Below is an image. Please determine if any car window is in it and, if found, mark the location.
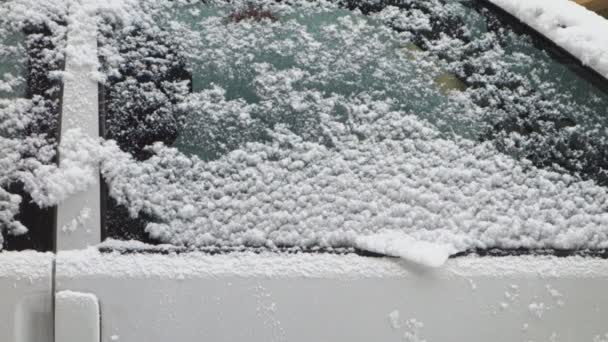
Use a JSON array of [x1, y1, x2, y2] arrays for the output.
[[93, 0, 608, 256], [0, 1, 66, 251]]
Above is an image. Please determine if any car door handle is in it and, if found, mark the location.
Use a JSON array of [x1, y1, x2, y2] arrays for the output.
[[55, 291, 100, 342]]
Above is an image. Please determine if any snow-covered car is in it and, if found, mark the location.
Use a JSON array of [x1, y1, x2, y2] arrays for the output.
[[2, 0, 608, 341]]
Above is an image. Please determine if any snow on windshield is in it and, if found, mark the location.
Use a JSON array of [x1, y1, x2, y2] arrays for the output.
[[0, 0, 66, 249]]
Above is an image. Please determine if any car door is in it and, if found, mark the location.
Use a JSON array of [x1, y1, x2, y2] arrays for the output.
[[0, 251, 53, 342], [48, 0, 608, 341]]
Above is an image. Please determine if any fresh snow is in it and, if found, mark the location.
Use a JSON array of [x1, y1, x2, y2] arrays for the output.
[[97, 123, 608, 264], [3, 0, 608, 267], [488, 0, 608, 79], [388, 310, 401, 329], [55, 247, 608, 279], [356, 232, 456, 267], [60, 207, 91, 233], [0, 251, 53, 280], [55, 289, 98, 305]]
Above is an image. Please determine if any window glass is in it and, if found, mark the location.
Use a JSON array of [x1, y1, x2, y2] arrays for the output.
[[0, 1, 66, 251], [98, 0, 608, 255], [0, 31, 26, 98]]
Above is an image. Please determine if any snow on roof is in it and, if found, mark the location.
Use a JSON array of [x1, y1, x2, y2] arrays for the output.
[[488, 0, 608, 79]]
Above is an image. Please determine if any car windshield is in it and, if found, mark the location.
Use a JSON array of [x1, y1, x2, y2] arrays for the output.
[[18, 0, 608, 257]]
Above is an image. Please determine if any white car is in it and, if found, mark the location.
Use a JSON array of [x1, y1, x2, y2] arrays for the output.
[[1, 0, 608, 341]]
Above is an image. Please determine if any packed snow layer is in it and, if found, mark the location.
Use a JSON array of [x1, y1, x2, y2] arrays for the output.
[[488, 0, 608, 79], [0, 251, 53, 280], [356, 232, 456, 267], [55, 289, 98, 305], [56, 248, 608, 279], [99, 123, 608, 263]]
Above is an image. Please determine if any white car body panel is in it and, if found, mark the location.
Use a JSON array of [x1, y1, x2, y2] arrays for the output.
[[55, 0, 101, 251], [0, 252, 53, 342], [54, 250, 608, 342]]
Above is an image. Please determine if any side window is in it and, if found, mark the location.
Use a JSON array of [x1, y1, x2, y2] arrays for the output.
[[1, 7, 66, 252], [98, 18, 192, 245], [94, 0, 608, 260]]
